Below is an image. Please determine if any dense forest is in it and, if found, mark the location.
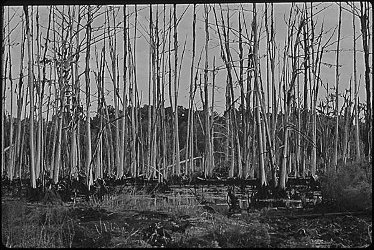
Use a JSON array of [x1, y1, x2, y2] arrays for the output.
[[1, 3, 372, 190]]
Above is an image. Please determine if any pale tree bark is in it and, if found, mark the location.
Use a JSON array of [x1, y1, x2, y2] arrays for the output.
[[75, 6, 82, 175], [252, 3, 266, 186], [279, 7, 302, 189], [107, 7, 121, 179], [14, 14, 26, 179], [161, 4, 167, 179], [7, 7, 14, 181], [40, 6, 52, 186], [85, 5, 93, 188], [53, 6, 67, 185], [128, 27, 137, 177], [24, 6, 36, 188], [147, 4, 153, 178], [203, 4, 211, 178], [311, 5, 327, 177]]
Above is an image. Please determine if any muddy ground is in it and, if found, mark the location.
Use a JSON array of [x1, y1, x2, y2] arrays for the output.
[[1, 188, 372, 248]]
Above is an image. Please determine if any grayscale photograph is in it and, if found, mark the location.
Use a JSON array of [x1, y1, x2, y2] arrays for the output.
[[1, 2, 372, 248]]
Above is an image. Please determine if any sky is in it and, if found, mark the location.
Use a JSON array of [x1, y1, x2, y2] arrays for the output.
[[2, 2, 372, 119]]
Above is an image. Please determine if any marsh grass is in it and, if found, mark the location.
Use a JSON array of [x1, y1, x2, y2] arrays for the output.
[[2, 200, 75, 248]]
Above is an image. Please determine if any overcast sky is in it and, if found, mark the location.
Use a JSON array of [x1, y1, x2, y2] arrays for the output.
[[2, 3, 372, 118]]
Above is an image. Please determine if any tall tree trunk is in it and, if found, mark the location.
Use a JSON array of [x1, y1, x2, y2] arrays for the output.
[[1, 6, 6, 178], [7, 7, 14, 180], [333, 3, 342, 171], [173, 4, 181, 176], [186, 4, 196, 176], [252, 3, 266, 186], [359, 1, 372, 158], [24, 6, 36, 188], [352, 3, 360, 161], [203, 4, 210, 178], [120, 4, 128, 178], [85, 5, 93, 189]]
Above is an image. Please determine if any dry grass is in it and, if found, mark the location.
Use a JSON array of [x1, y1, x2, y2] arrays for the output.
[[2, 200, 75, 248]]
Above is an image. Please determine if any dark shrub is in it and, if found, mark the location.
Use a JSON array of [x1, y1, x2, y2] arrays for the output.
[[320, 159, 372, 211]]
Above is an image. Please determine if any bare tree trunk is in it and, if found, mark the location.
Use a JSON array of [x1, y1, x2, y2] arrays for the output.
[[128, 28, 137, 177], [106, 7, 121, 179], [352, 3, 360, 161], [14, 15, 26, 179], [333, 3, 342, 171], [24, 6, 36, 188], [211, 56, 216, 177], [252, 4, 266, 186], [71, 6, 80, 180], [85, 5, 93, 188], [35, 7, 42, 181], [280, 6, 302, 189], [120, 4, 128, 178], [359, 1, 372, 158], [147, 5, 153, 178], [1, 6, 6, 178], [173, 4, 181, 176], [203, 4, 210, 178], [133, 5, 139, 177], [186, 4, 196, 176], [7, 7, 14, 180]]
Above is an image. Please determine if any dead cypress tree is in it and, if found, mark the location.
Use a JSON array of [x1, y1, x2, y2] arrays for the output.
[[107, 7, 121, 179], [252, 3, 267, 186], [120, 4, 128, 178], [238, 10, 245, 179], [359, 1, 371, 158], [173, 4, 181, 176], [1, 6, 4, 177], [14, 12, 26, 179], [352, 3, 360, 161], [301, 3, 309, 178], [333, 3, 342, 171], [147, 4, 153, 178], [210, 55, 215, 177], [128, 18, 137, 177], [161, 4, 167, 179], [203, 4, 210, 178], [85, 5, 93, 188], [7, 7, 15, 180], [133, 5, 140, 177], [151, 5, 157, 179], [24, 5, 36, 188], [186, 4, 196, 176], [279, 7, 303, 190]]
